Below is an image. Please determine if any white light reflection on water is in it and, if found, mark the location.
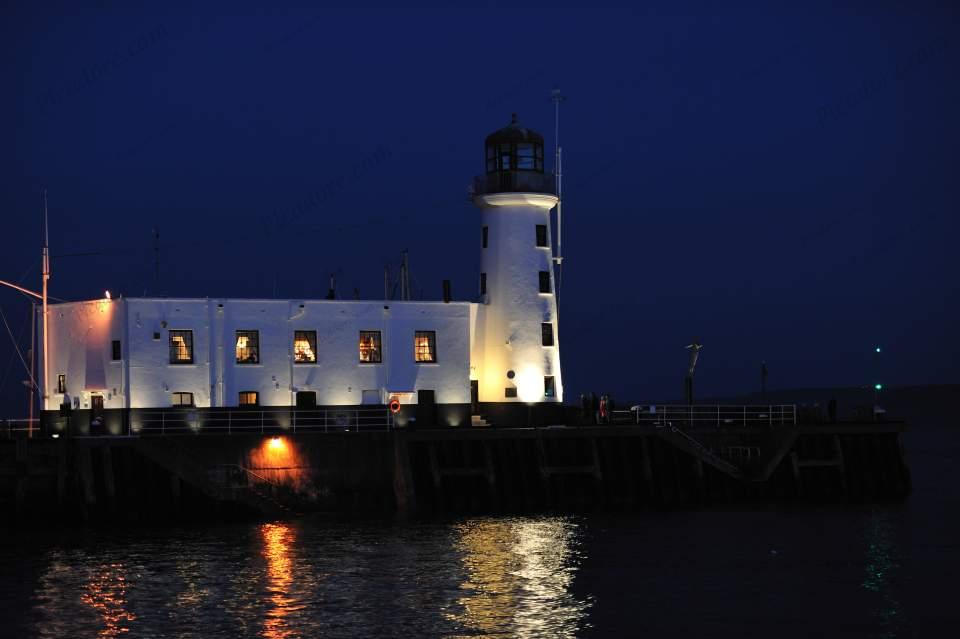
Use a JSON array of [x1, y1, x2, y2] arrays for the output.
[[447, 517, 591, 637]]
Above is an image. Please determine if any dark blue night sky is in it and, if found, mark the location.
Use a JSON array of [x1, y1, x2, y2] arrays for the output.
[[1, 2, 957, 414]]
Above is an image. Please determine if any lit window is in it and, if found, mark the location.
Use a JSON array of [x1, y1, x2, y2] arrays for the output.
[[482, 226, 488, 249], [359, 330, 382, 363], [57, 374, 66, 394], [111, 340, 122, 361], [505, 387, 518, 398], [480, 272, 487, 295], [171, 392, 194, 407], [536, 224, 548, 247], [169, 330, 194, 364], [294, 330, 317, 364], [541, 323, 554, 346], [239, 391, 258, 406], [544, 376, 556, 398], [235, 330, 260, 364], [538, 271, 551, 294], [414, 331, 437, 363]]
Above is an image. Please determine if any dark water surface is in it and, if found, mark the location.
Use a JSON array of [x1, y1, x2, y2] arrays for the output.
[[2, 423, 957, 638]]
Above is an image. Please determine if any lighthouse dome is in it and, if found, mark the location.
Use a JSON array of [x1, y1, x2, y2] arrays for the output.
[[484, 114, 545, 173]]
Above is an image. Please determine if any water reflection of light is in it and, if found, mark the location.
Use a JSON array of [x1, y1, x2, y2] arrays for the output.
[[448, 517, 590, 637], [861, 511, 903, 637], [80, 562, 136, 638], [262, 522, 297, 639]]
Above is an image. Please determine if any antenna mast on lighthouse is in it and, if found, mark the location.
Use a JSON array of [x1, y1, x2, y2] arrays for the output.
[[40, 190, 51, 430], [551, 88, 565, 304]]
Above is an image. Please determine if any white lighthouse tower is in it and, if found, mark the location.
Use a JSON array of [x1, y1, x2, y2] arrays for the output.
[[472, 114, 563, 407]]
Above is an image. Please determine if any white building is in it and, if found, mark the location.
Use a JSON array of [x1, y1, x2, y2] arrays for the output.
[[40, 116, 564, 429]]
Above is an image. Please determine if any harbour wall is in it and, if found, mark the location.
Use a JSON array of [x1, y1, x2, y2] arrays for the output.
[[1, 422, 910, 524]]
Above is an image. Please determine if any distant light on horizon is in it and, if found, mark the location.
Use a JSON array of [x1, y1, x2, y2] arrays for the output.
[[875, 346, 881, 353], [875, 383, 883, 391], [104, 290, 111, 300]]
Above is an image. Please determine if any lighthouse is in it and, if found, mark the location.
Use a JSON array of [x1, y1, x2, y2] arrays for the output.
[[472, 114, 563, 406]]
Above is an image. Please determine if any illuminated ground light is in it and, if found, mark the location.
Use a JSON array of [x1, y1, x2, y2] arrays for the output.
[[250, 436, 307, 489]]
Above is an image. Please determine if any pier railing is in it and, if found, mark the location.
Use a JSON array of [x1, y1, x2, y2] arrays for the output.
[[2, 419, 38, 438], [131, 407, 395, 436], [615, 405, 797, 427]]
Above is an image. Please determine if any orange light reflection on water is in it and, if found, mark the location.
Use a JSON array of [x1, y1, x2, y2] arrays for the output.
[[261, 522, 297, 639], [80, 563, 136, 638]]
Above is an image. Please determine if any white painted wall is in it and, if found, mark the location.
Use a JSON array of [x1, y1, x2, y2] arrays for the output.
[[43, 298, 126, 411], [474, 192, 564, 403], [43, 297, 472, 409]]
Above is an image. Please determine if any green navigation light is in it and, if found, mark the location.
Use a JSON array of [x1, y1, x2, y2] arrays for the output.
[[874, 383, 883, 391]]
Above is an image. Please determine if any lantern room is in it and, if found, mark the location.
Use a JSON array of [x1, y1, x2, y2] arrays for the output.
[[485, 113, 545, 173], [474, 114, 555, 196]]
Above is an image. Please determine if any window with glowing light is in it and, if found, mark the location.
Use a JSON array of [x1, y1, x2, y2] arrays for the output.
[[536, 224, 549, 248], [359, 331, 382, 363], [539, 271, 551, 294], [414, 331, 437, 363], [541, 323, 554, 346], [57, 374, 66, 394], [544, 376, 556, 398], [293, 331, 317, 364], [235, 330, 260, 364], [171, 392, 194, 407], [239, 391, 258, 406], [169, 330, 194, 364]]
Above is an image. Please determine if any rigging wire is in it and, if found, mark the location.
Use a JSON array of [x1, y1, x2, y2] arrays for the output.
[[0, 305, 35, 390], [0, 306, 29, 398]]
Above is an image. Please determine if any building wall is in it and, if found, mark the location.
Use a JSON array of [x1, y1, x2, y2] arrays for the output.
[[43, 298, 126, 411], [44, 298, 472, 410], [475, 192, 563, 403]]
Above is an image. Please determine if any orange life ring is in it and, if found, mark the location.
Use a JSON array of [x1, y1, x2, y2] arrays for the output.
[[389, 398, 401, 414]]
